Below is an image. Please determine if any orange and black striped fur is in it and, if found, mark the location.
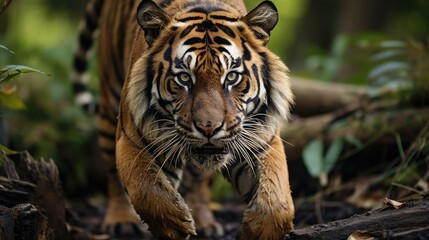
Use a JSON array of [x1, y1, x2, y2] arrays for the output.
[[73, 0, 294, 239]]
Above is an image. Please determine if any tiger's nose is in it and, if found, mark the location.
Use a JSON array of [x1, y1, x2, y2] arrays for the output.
[[194, 121, 223, 138]]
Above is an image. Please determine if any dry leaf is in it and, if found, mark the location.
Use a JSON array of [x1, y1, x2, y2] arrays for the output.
[[416, 179, 428, 192], [383, 197, 405, 209], [348, 231, 374, 240]]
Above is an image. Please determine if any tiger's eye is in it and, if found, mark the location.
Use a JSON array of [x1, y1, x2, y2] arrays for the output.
[[178, 72, 191, 83], [226, 72, 238, 82]]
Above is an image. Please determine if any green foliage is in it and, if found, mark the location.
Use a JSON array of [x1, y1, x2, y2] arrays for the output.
[[0, 144, 18, 154], [0, 89, 25, 110], [0, 44, 49, 155], [0, 43, 50, 110], [302, 137, 344, 186], [0, 1, 97, 194], [211, 173, 235, 202], [367, 38, 429, 106], [0, 44, 15, 54], [1, 64, 48, 85], [0, 64, 49, 110], [304, 34, 350, 82]]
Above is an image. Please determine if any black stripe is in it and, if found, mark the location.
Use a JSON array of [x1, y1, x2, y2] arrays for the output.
[[105, 77, 121, 103], [251, 63, 261, 95], [184, 37, 203, 45], [243, 184, 258, 204], [242, 39, 251, 60], [156, 63, 174, 112], [241, 79, 251, 95], [72, 82, 86, 94], [73, 55, 88, 73], [189, 7, 224, 13], [210, 15, 238, 22], [100, 111, 117, 126], [82, 103, 99, 113], [163, 166, 179, 183], [243, 65, 263, 116], [180, 25, 196, 38], [100, 146, 115, 155], [99, 129, 116, 139], [260, 53, 275, 114], [217, 46, 228, 53], [146, 57, 154, 109], [85, 12, 98, 31], [159, 0, 173, 8], [233, 162, 247, 191], [177, 16, 204, 22], [232, 58, 242, 68], [93, 0, 103, 15], [216, 24, 235, 38], [213, 36, 231, 45], [197, 20, 217, 32], [78, 31, 93, 51], [188, 7, 209, 13], [164, 45, 172, 61]]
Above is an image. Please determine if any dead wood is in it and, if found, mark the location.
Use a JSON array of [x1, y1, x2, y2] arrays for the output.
[[1, 203, 50, 240], [286, 200, 429, 240], [0, 151, 68, 239], [291, 77, 367, 117]]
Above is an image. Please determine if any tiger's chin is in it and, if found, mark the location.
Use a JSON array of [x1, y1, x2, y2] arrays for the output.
[[187, 149, 232, 170]]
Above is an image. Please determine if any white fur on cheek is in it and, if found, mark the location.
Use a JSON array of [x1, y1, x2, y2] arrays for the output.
[[266, 53, 294, 127], [127, 55, 150, 128]]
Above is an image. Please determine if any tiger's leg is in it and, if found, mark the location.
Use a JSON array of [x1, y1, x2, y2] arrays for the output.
[[98, 108, 145, 236], [180, 165, 224, 238], [116, 133, 196, 239], [222, 135, 294, 240]]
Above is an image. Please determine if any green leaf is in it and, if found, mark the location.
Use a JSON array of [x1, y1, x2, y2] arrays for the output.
[[302, 138, 324, 177], [0, 144, 18, 154], [0, 65, 49, 85], [332, 34, 349, 58], [345, 135, 364, 149], [371, 49, 404, 61], [0, 91, 26, 109], [368, 62, 409, 80], [324, 137, 344, 173], [379, 40, 405, 49], [0, 44, 15, 54]]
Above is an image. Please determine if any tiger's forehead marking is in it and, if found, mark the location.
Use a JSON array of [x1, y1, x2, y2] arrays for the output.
[[171, 10, 243, 74], [172, 9, 239, 34]]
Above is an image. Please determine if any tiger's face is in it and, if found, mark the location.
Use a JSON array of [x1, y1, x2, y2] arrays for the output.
[[128, 1, 293, 169]]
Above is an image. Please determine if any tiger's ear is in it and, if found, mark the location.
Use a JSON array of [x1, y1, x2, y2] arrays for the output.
[[243, 1, 278, 44], [137, 0, 171, 45]]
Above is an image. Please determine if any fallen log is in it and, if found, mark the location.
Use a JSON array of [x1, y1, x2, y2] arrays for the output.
[[286, 200, 429, 240], [283, 107, 429, 161], [291, 77, 367, 117]]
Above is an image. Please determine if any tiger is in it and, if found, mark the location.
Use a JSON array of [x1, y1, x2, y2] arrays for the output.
[[72, 0, 295, 239]]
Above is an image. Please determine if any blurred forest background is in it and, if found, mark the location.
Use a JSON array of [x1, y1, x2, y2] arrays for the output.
[[1, 0, 429, 225]]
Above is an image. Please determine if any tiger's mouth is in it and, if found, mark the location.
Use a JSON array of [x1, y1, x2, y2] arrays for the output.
[[192, 144, 227, 155]]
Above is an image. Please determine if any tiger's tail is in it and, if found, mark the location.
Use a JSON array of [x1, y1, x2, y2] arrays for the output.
[[71, 0, 104, 114]]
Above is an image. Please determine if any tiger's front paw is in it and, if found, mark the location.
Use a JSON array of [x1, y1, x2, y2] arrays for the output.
[[237, 202, 293, 240], [144, 207, 196, 239], [139, 195, 197, 239]]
